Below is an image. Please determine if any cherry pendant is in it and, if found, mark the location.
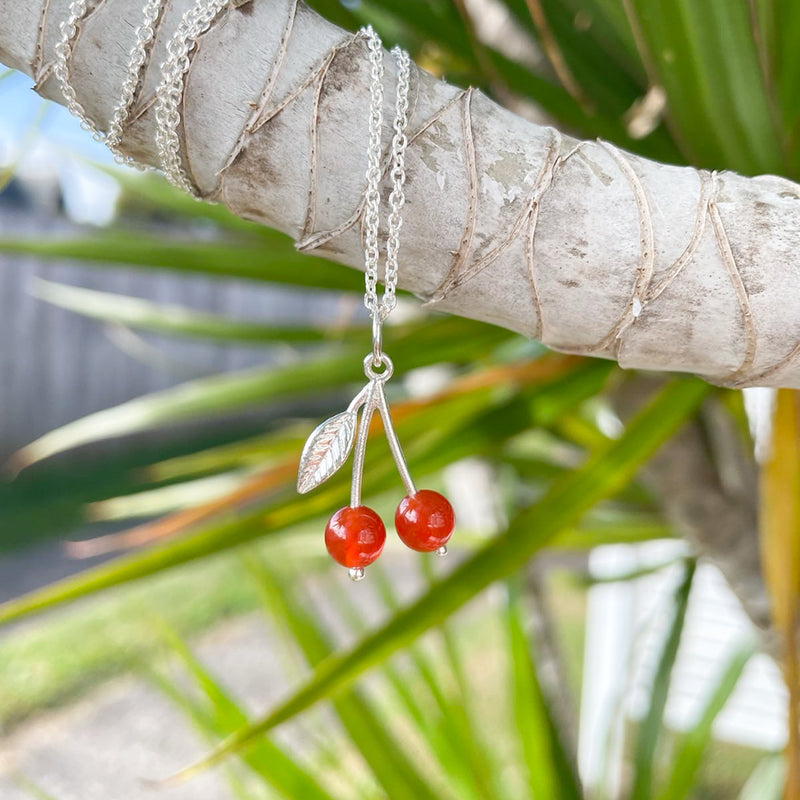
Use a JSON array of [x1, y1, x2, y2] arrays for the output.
[[395, 490, 455, 553], [300, 346, 456, 577], [325, 505, 386, 579]]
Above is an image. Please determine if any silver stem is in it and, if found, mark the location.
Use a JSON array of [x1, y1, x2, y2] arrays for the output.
[[347, 384, 370, 414], [371, 312, 383, 366], [350, 383, 378, 508], [375, 382, 417, 497]]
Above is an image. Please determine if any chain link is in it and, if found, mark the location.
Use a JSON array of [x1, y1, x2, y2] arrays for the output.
[[55, 7, 410, 277], [383, 45, 410, 317], [55, 0, 228, 185], [54, 0, 165, 169], [106, 0, 164, 165], [362, 26, 384, 320], [54, 0, 104, 142], [361, 26, 411, 325], [155, 0, 230, 196]]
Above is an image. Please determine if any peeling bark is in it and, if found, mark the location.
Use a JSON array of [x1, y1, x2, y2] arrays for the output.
[[3, 0, 800, 388]]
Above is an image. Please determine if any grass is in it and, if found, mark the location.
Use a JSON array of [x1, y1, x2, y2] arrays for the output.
[[0, 526, 588, 736], [686, 734, 767, 799], [0, 546, 263, 730], [0, 534, 766, 800], [547, 567, 588, 698]]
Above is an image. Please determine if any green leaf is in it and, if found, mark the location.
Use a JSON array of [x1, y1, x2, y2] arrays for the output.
[[549, 517, 673, 549], [0, 425, 263, 551], [171, 378, 710, 777], [32, 278, 364, 345], [626, 0, 782, 173], [328, 566, 462, 758], [427, 578, 499, 799], [630, 560, 696, 800], [108, 168, 272, 236], [14, 315, 509, 466], [0, 508, 276, 624], [757, 0, 800, 170], [0, 232, 364, 292], [372, 561, 494, 799], [506, 578, 582, 800], [365, 0, 472, 61], [304, 0, 361, 31], [149, 684, 263, 800], [535, 0, 645, 113], [656, 641, 755, 800], [565, 0, 643, 73], [155, 624, 337, 800], [1, 356, 567, 622], [14, 364, 336, 467], [360, 0, 680, 162], [147, 429, 305, 482], [738, 755, 786, 800], [245, 557, 447, 800]]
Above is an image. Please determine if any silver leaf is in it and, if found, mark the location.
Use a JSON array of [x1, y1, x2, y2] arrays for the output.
[[297, 410, 358, 494]]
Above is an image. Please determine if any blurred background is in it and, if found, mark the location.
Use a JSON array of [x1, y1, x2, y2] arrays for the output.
[[0, 1, 797, 798]]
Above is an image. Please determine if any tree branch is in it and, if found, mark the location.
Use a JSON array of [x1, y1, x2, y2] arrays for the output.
[[3, 0, 800, 387], [616, 377, 771, 640]]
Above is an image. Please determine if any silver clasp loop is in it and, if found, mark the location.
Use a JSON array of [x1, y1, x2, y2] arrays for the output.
[[371, 312, 383, 367]]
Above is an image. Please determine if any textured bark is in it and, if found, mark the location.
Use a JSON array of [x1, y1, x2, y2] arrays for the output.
[[3, 0, 800, 387]]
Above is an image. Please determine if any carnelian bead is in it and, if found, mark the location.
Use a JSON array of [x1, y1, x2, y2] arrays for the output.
[[325, 506, 386, 568], [395, 490, 455, 552]]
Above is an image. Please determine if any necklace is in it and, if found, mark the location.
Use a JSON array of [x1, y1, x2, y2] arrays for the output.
[[54, 0, 229, 184], [155, 0, 230, 196], [296, 27, 455, 581], [54, 4, 454, 581], [54, 0, 166, 169]]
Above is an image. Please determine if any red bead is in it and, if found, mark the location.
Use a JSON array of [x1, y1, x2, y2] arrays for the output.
[[325, 506, 386, 568], [395, 490, 455, 552]]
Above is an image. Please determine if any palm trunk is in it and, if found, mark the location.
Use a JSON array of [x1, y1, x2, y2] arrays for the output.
[[3, 0, 800, 387]]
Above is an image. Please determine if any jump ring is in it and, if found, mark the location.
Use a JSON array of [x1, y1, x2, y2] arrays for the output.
[[364, 352, 393, 381]]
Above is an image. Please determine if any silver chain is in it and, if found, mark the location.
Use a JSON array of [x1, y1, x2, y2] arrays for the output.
[[361, 26, 410, 332], [54, 0, 164, 169], [54, 8, 410, 264], [107, 0, 164, 163], [54, 0, 229, 184], [53, 1, 102, 142], [155, 0, 230, 196]]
